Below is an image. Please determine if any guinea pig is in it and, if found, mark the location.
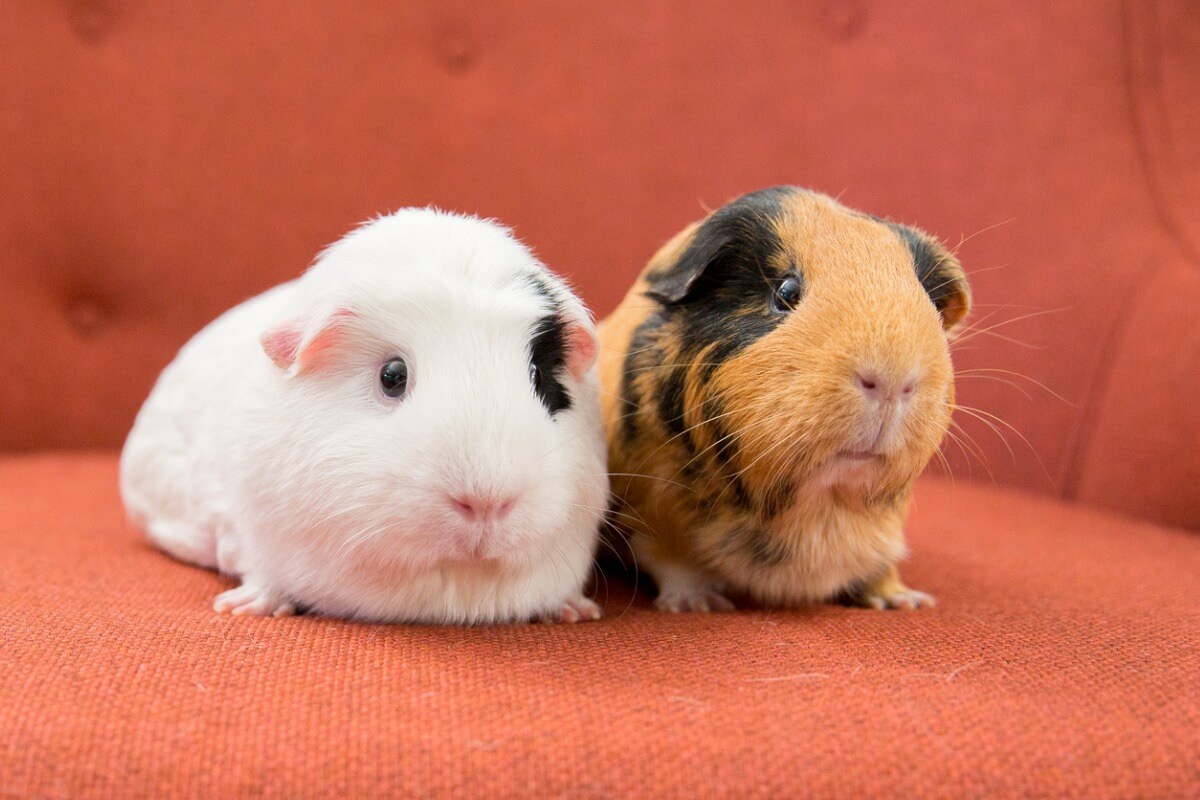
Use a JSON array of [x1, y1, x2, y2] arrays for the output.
[[598, 186, 970, 612], [120, 208, 609, 625]]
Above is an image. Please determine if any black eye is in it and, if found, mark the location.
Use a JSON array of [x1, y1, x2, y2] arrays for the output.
[[772, 276, 802, 313], [529, 363, 541, 390], [379, 357, 409, 399]]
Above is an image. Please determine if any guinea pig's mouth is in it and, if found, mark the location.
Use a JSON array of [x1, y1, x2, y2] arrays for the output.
[[836, 450, 883, 463], [441, 554, 503, 568], [445, 534, 504, 564]]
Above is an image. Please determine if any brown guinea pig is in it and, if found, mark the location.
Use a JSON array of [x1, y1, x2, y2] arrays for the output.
[[598, 186, 970, 612]]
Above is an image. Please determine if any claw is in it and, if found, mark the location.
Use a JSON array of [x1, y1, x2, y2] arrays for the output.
[[536, 596, 603, 624], [655, 589, 736, 613], [858, 587, 936, 611], [214, 583, 295, 617]]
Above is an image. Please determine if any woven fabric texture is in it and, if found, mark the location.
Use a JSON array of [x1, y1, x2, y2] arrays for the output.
[[1, 454, 1196, 798]]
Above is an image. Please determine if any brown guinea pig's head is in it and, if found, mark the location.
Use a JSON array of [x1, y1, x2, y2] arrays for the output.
[[629, 186, 970, 511]]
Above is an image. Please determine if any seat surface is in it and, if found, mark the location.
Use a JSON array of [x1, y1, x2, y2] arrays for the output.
[[0, 454, 1196, 798]]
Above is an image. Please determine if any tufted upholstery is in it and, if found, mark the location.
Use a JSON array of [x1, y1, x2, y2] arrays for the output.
[[0, 0, 1197, 528], [2, 3, 1198, 798]]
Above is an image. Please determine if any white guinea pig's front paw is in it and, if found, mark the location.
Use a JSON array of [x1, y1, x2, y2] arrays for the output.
[[213, 582, 296, 618], [535, 596, 604, 624]]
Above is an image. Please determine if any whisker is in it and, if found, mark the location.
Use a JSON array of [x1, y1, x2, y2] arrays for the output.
[[607, 471, 693, 492], [950, 217, 1016, 254], [956, 373, 1034, 401], [953, 307, 1068, 349], [957, 367, 1073, 405], [953, 404, 1053, 486]]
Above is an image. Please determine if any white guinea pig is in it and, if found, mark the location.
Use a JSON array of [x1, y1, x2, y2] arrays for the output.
[[120, 208, 609, 625]]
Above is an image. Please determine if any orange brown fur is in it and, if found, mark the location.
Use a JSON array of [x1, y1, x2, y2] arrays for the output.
[[598, 187, 970, 611]]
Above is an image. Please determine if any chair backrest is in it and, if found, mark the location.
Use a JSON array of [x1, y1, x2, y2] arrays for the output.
[[2, 1, 1197, 528]]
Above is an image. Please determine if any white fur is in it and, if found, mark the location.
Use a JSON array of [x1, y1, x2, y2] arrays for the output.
[[120, 209, 609, 624]]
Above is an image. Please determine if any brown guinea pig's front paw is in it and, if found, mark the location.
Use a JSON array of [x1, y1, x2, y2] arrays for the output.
[[856, 587, 936, 610], [851, 569, 936, 611], [649, 562, 736, 613], [655, 589, 736, 614]]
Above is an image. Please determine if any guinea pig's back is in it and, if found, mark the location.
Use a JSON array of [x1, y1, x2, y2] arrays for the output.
[[119, 282, 296, 561]]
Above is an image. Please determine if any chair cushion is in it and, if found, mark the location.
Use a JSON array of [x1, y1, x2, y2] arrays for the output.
[[1, 454, 1196, 798]]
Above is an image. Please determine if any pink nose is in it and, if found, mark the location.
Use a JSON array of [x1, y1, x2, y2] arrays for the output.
[[449, 494, 517, 523], [855, 370, 917, 402]]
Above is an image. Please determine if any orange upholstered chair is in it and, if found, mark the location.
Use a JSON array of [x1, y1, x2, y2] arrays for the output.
[[1, 2, 1196, 796]]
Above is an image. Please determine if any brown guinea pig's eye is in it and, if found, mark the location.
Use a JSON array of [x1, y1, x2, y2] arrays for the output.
[[771, 276, 802, 313]]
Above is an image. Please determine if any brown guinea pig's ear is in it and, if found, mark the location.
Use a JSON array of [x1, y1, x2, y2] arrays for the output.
[[260, 306, 358, 377], [642, 221, 731, 305], [899, 225, 972, 334]]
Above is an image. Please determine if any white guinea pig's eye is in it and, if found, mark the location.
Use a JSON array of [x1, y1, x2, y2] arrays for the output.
[[379, 357, 410, 399], [771, 276, 802, 313], [529, 363, 541, 390]]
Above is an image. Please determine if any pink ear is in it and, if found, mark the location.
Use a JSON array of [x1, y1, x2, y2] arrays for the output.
[[564, 321, 598, 382], [260, 308, 356, 375], [260, 325, 304, 370]]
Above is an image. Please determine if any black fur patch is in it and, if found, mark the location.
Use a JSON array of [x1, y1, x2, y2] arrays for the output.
[[726, 475, 754, 509], [521, 271, 558, 306], [529, 315, 571, 415], [619, 310, 668, 444], [744, 527, 792, 568], [702, 394, 755, 507], [759, 476, 797, 520], [647, 186, 799, 380], [886, 222, 960, 319], [703, 394, 736, 469], [657, 364, 689, 442], [712, 525, 791, 568], [621, 187, 805, 513], [662, 188, 798, 500], [646, 185, 799, 305]]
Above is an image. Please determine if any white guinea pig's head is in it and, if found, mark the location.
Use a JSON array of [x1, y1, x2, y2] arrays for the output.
[[255, 209, 602, 571]]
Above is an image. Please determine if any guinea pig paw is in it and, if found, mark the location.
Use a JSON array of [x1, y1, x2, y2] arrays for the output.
[[213, 583, 296, 618], [537, 597, 604, 624], [859, 587, 936, 611], [536, 596, 604, 624], [654, 589, 736, 614]]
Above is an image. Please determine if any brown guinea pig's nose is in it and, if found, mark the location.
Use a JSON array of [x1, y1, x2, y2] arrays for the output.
[[854, 370, 918, 404]]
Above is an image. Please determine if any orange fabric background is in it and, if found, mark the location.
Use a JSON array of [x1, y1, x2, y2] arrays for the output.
[[1, 1, 1197, 527]]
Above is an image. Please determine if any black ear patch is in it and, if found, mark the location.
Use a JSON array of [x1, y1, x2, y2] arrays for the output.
[[887, 222, 970, 329], [644, 186, 797, 305], [643, 229, 733, 304], [529, 315, 572, 415], [620, 187, 802, 513]]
